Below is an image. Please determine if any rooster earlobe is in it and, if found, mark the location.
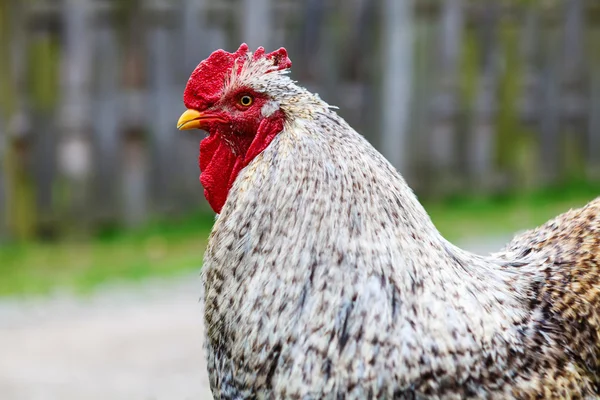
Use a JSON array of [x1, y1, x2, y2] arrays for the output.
[[266, 47, 292, 71]]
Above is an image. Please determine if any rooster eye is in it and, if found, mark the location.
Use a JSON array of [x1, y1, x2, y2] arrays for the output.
[[239, 95, 253, 107]]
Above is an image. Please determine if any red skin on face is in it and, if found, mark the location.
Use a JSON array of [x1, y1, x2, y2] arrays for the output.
[[198, 97, 285, 214], [182, 44, 291, 213]]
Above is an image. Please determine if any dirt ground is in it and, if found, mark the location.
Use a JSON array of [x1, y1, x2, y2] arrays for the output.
[[0, 275, 213, 400], [0, 237, 509, 400]]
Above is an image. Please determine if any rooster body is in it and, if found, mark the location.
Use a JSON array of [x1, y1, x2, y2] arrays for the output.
[[178, 45, 600, 398]]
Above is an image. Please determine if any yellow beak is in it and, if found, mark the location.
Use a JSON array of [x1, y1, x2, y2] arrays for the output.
[[177, 109, 203, 130]]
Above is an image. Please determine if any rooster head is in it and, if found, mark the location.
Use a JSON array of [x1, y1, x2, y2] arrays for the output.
[[177, 44, 292, 213]]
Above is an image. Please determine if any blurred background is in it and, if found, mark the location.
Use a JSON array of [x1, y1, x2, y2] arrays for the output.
[[1, 0, 600, 399]]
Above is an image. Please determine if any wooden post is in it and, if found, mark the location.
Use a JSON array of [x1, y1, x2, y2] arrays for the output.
[[407, 6, 437, 192], [429, 0, 463, 194], [0, 116, 5, 240], [181, 0, 208, 76], [91, 9, 120, 226], [242, 0, 271, 50], [380, 0, 414, 174], [119, 0, 148, 227], [337, 0, 378, 144], [295, 0, 325, 81], [561, 0, 586, 178], [318, 3, 341, 119], [0, 1, 10, 240], [520, 3, 541, 127], [123, 134, 148, 227], [2, 0, 36, 240], [146, 1, 177, 214], [587, 22, 600, 178], [562, 0, 585, 123], [468, 1, 500, 190], [59, 0, 93, 229], [538, 11, 562, 183], [28, 1, 61, 239]]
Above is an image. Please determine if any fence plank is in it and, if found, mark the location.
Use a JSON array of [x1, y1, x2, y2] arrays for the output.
[[146, 3, 177, 213], [30, 31, 59, 238], [0, 115, 5, 240], [519, 3, 541, 126], [0, 1, 9, 240], [120, 1, 148, 227], [5, 0, 35, 240], [92, 16, 120, 224], [429, 0, 464, 194], [242, 0, 271, 50], [295, 0, 325, 81], [59, 0, 93, 227], [123, 135, 148, 227], [561, 0, 587, 177], [587, 24, 600, 177], [408, 14, 437, 191], [538, 10, 563, 183], [181, 0, 209, 76], [24, 2, 61, 238], [337, 0, 378, 145], [467, 1, 500, 189], [380, 0, 414, 174]]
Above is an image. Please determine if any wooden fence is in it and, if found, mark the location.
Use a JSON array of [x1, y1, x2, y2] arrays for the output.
[[0, 0, 599, 240]]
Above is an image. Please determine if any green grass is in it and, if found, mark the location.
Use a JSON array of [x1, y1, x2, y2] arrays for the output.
[[1, 181, 600, 297], [427, 181, 600, 241], [0, 211, 215, 297]]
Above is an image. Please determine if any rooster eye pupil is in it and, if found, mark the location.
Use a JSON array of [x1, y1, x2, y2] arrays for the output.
[[240, 95, 253, 106]]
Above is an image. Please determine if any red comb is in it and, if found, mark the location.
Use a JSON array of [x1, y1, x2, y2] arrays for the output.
[[183, 44, 292, 110], [252, 46, 292, 70]]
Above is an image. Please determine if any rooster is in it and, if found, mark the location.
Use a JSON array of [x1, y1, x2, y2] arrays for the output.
[[177, 44, 600, 399]]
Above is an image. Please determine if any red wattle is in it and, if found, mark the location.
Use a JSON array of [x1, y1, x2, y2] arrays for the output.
[[199, 112, 285, 214], [244, 115, 284, 164], [199, 133, 220, 172], [200, 138, 236, 214]]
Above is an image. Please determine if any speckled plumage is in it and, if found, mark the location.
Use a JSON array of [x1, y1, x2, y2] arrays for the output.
[[196, 47, 600, 399]]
